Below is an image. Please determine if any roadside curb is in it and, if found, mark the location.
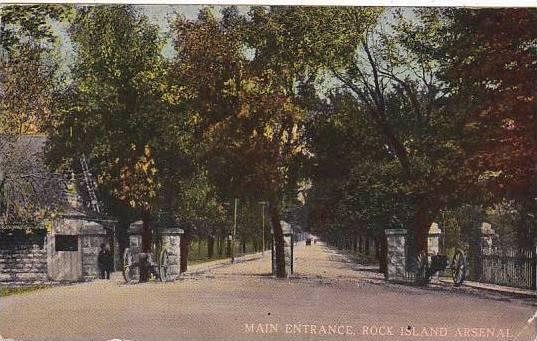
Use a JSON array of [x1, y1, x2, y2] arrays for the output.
[[331, 246, 537, 300], [438, 278, 537, 299]]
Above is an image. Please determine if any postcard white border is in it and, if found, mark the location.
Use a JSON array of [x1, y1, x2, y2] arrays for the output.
[[0, 0, 535, 8]]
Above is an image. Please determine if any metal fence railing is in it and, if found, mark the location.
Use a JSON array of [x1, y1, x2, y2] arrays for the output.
[[478, 246, 536, 290]]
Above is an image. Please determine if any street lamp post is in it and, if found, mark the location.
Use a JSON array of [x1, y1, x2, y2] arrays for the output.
[[223, 199, 239, 263], [232, 198, 238, 263], [258, 201, 268, 255], [227, 233, 233, 259]]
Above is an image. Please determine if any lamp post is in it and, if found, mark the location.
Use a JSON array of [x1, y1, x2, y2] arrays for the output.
[[232, 198, 238, 263], [258, 201, 268, 255], [223, 199, 239, 263], [227, 233, 233, 259]]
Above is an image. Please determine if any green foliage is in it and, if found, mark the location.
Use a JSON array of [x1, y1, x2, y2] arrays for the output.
[[0, 44, 59, 135], [436, 9, 537, 201], [171, 7, 309, 205], [300, 11, 468, 245], [0, 5, 69, 135], [0, 5, 73, 52], [2, 5, 533, 255], [47, 5, 193, 220], [173, 170, 226, 235], [304, 7, 536, 250]]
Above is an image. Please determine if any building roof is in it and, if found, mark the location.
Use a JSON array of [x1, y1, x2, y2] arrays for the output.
[[0, 135, 95, 229]]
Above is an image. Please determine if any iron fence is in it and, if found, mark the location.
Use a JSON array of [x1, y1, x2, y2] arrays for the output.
[[478, 246, 536, 290]]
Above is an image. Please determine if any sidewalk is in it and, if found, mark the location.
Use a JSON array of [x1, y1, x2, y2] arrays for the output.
[[184, 251, 268, 275], [438, 277, 537, 299]]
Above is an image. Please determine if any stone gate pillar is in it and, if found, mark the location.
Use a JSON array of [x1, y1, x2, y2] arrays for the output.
[[128, 221, 143, 249], [80, 221, 107, 281], [385, 229, 407, 282], [126, 221, 143, 280], [427, 222, 442, 256], [161, 225, 184, 280], [474, 222, 496, 280], [480, 222, 496, 250]]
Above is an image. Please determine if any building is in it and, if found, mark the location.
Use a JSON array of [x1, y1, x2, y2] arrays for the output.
[[0, 135, 117, 284]]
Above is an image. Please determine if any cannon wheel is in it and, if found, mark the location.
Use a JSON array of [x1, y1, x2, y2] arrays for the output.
[[415, 252, 430, 286], [451, 249, 466, 287], [158, 248, 172, 282], [122, 248, 139, 283]]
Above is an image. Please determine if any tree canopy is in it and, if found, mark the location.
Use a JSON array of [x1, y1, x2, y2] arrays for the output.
[[1, 5, 535, 271]]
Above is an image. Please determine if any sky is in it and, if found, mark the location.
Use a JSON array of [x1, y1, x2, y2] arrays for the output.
[[139, 4, 205, 23], [53, 5, 247, 64], [139, 5, 251, 57], [46, 4, 406, 97]]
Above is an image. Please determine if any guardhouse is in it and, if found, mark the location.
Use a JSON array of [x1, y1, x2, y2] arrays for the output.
[[0, 136, 117, 284]]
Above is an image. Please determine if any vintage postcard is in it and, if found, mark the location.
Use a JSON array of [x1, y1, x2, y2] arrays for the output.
[[0, 3, 536, 341]]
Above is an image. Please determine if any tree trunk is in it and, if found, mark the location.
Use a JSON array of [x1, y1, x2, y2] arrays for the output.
[[208, 234, 215, 259], [415, 210, 430, 256], [380, 121, 410, 171], [414, 200, 439, 256], [242, 240, 246, 254], [180, 227, 190, 273], [269, 201, 286, 278], [378, 234, 387, 274], [218, 236, 223, 257], [141, 210, 152, 252]]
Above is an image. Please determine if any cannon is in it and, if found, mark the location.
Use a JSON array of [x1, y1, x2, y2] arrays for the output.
[[415, 249, 467, 286], [122, 244, 173, 283]]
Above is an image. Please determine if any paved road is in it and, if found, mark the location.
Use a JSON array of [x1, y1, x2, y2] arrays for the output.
[[1, 243, 536, 341]]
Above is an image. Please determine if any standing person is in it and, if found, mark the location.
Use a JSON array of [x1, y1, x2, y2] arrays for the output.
[[105, 244, 113, 279], [98, 243, 111, 280], [98, 243, 107, 279]]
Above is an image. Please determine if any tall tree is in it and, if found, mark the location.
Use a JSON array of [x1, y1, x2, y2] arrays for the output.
[[438, 9, 536, 203], [171, 7, 309, 277], [47, 6, 193, 280], [0, 5, 71, 225], [433, 8, 537, 246], [261, 7, 472, 254], [0, 5, 72, 133]]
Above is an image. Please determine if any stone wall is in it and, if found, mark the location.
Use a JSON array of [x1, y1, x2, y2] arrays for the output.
[[0, 244, 48, 282]]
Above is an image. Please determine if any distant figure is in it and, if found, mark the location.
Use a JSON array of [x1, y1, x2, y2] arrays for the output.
[[98, 243, 112, 280], [105, 244, 114, 276], [529, 309, 537, 341], [314, 239, 317, 245]]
